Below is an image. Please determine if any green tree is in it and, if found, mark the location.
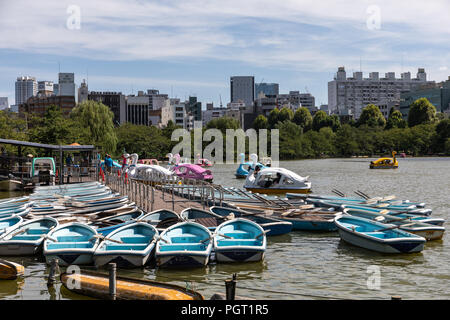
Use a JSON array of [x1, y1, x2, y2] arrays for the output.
[[28, 105, 73, 145], [312, 110, 329, 131], [278, 107, 294, 122], [206, 117, 240, 134], [115, 123, 171, 159], [385, 110, 407, 129], [358, 104, 386, 127], [268, 108, 280, 128], [70, 100, 118, 154], [407, 98, 437, 127], [253, 115, 268, 130], [334, 124, 360, 156], [293, 107, 312, 131], [434, 119, 450, 152]]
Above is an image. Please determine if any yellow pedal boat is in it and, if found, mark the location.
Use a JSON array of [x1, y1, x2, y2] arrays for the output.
[[370, 151, 399, 169]]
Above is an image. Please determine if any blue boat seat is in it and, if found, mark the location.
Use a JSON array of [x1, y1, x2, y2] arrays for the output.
[[119, 236, 153, 244], [105, 244, 149, 251], [11, 235, 41, 241], [170, 235, 203, 243], [216, 239, 262, 246], [47, 242, 94, 249], [28, 228, 50, 235], [56, 236, 92, 242], [159, 243, 207, 252]]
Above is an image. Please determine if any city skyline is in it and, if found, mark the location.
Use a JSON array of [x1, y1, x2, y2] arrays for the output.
[[1, 0, 450, 107]]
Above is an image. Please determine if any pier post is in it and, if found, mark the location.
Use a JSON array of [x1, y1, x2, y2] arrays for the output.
[[47, 259, 60, 287], [109, 263, 117, 300], [225, 273, 237, 300]]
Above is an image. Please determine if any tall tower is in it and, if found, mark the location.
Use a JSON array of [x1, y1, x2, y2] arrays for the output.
[[15, 76, 37, 105]]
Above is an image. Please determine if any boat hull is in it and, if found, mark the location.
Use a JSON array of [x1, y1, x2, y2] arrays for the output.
[[215, 249, 264, 263], [337, 228, 424, 253], [45, 252, 94, 266], [284, 218, 337, 231], [0, 179, 23, 191], [156, 253, 210, 268], [94, 251, 153, 268], [244, 187, 311, 195], [0, 242, 42, 256]]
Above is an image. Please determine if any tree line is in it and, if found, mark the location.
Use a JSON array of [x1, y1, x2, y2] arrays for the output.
[[0, 98, 449, 161]]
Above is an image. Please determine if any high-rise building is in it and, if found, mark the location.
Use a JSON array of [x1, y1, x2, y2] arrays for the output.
[[125, 90, 171, 127], [58, 73, 76, 98], [0, 97, 9, 110], [230, 76, 255, 106], [255, 83, 279, 98], [328, 67, 434, 119], [15, 76, 37, 105]]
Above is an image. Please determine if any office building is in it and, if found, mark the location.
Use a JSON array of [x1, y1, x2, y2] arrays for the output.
[[328, 67, 434, 119], [37, 81, 54, 96], [58, 73, 76, 98], [399, 77, 450, 119], [15, 76, 37, 106], [78, 79, 89, 103], [89, 91, 126, 125], [255, 83, 279, 98], [19, 95, 76, 117], [230, 76, 255, 106], [0, 97, 9, 110]]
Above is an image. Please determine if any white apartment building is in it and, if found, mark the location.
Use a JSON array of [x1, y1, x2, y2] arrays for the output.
[[15, 76, 37, 105], [328, 67, 433, 119], [0, 97, 9, 110]]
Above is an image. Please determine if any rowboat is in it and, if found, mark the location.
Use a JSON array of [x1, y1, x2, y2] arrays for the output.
[[60, 269, 204, 300], [0, 207, 32, 219], [289, 193, 426, 208], [156, 222, 213, 268], [138, 209, 182, 230], [93, 222, 159, 268], [0, 217, 59, 255], [308, 199, 432, 216], [214, 218, 266, 263], [268, 208, 341, 232], [209, 206, 293, 236], [180, 208, 226, 231], [0, 259, 25, 280], [334, 215, 426, 253], [341, 206, 444, 226], [0, 216, 23, 236], [43, 223, 101, 266], [342, 208, 445, 241], [91, 210, 144, 236]]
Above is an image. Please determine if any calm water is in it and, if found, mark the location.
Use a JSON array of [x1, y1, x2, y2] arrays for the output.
[[1, 157, 449, 300]]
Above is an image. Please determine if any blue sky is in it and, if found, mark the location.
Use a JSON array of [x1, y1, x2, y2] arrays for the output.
[[1, 0, 449, 108]]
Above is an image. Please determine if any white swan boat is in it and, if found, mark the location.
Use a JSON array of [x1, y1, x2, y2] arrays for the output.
[[244, 167, 312, 195]]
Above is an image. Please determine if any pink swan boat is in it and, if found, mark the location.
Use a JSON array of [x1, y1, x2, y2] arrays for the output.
[[173, 163, 213, 182], [195, 154, 213, 168]]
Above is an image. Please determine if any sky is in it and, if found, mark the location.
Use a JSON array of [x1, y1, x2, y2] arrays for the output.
[[0, 0, 449, 108]]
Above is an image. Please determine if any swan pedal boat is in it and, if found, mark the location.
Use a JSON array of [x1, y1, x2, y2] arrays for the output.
[[334, 215, 426, 253], [214, 218, 266, 263], [244, 167, 311, 195]]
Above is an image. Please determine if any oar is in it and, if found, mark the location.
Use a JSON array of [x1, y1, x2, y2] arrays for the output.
[[375, 222, 417, 232], [256, 230, 270, 239], [9, 228, 29, 238], [89, 234, 124, 244], [331, 189, 345, 197], [355, 191, 369, 200]]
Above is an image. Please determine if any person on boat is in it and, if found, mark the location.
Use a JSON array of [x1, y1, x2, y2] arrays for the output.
[[273, 172, 282, 185]]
